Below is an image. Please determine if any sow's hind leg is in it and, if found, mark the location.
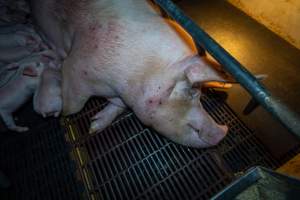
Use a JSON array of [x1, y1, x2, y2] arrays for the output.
[[89, 98, 126, 134]]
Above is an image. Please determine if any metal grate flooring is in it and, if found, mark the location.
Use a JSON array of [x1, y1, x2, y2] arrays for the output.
[[63, 89, 280, 199], [0, 88, 294, 200], [201, 91, 279, 172], [0, 118, 86, 200]]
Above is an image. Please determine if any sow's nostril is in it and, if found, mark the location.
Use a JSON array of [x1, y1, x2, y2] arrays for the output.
[[188, 123, 228, 147], [209, 124, 228, 145], [219, 125, 228, 135]]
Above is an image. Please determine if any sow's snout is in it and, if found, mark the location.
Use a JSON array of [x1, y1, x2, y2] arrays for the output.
[[183, 108, 228, 148]]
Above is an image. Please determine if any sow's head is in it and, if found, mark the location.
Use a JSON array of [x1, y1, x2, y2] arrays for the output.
[[136, 56, 229, 148]]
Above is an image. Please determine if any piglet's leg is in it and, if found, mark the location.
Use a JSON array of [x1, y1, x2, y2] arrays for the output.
[[0, 34, 20, 47], [0, 111, 28, 132], [89, 99, 126, 134], [0, 46, 31, 63]]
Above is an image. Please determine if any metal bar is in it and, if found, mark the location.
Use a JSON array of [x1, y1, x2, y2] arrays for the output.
[[154, 0, 300, 137]]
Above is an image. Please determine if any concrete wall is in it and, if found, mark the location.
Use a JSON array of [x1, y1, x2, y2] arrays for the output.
[[228, 0, 300, 49]]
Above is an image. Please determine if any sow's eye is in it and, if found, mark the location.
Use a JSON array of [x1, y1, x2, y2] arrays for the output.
[[169, 81, 189, 100], [188, 88, 200, 99], [169, 81, 201, 101]]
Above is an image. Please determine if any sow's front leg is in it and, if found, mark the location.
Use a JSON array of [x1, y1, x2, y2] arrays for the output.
[[89, 98, 126, 134]]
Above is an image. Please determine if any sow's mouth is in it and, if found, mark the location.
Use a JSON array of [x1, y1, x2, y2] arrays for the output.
[[188, 123, 228, 147]]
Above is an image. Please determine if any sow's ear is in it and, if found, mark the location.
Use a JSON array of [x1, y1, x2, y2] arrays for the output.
[[23, 66, 38, 77], [184, 57, 232, 86], [184, 56, 267, 88]]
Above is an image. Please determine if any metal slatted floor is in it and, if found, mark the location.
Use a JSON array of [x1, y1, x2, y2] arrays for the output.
[[201, 91, 279, 171], [0, 89, 294, 200], [63, 89, 279, 199], [0, 118, 86, 200]]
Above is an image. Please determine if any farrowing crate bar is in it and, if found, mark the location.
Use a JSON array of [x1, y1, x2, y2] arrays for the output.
[[154, 0, 300, 138]]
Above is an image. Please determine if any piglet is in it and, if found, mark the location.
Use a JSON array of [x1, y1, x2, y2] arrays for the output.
[[0, 25, 45, 62], [0, 46, 35, 63], [7, 0, 30, 14], [0, 6, 29, 24], [0, 24, 36, 34], [0, 30, 41, 48], [0, 65, 42, 132], [33, 66, 62, 118], [0, 55, 46, 132]]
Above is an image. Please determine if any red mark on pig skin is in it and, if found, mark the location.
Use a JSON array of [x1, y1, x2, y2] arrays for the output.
[[81, 20, 123, 56], [23, 66, 38, 77], [89, 24, 97, 31], [89, 24, 102, 32], [146, 97, 162, 108]]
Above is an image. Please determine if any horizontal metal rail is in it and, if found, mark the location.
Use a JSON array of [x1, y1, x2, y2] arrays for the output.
[[154, 0, 300, 138]]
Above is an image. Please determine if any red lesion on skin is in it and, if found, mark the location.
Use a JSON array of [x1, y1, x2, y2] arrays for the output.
[[89, 23, 102, 32], [146, 97, 162, 108], [81, 20, 123, 56], [145, 82, 175, 109], [89, 25, 96, 31]]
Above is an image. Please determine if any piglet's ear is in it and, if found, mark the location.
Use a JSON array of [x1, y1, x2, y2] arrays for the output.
[[184, 56, 268, 89], [23, 66, 38, 77]]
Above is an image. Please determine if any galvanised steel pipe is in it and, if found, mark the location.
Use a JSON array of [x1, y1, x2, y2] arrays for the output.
[[154, 0, 300, 138]]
